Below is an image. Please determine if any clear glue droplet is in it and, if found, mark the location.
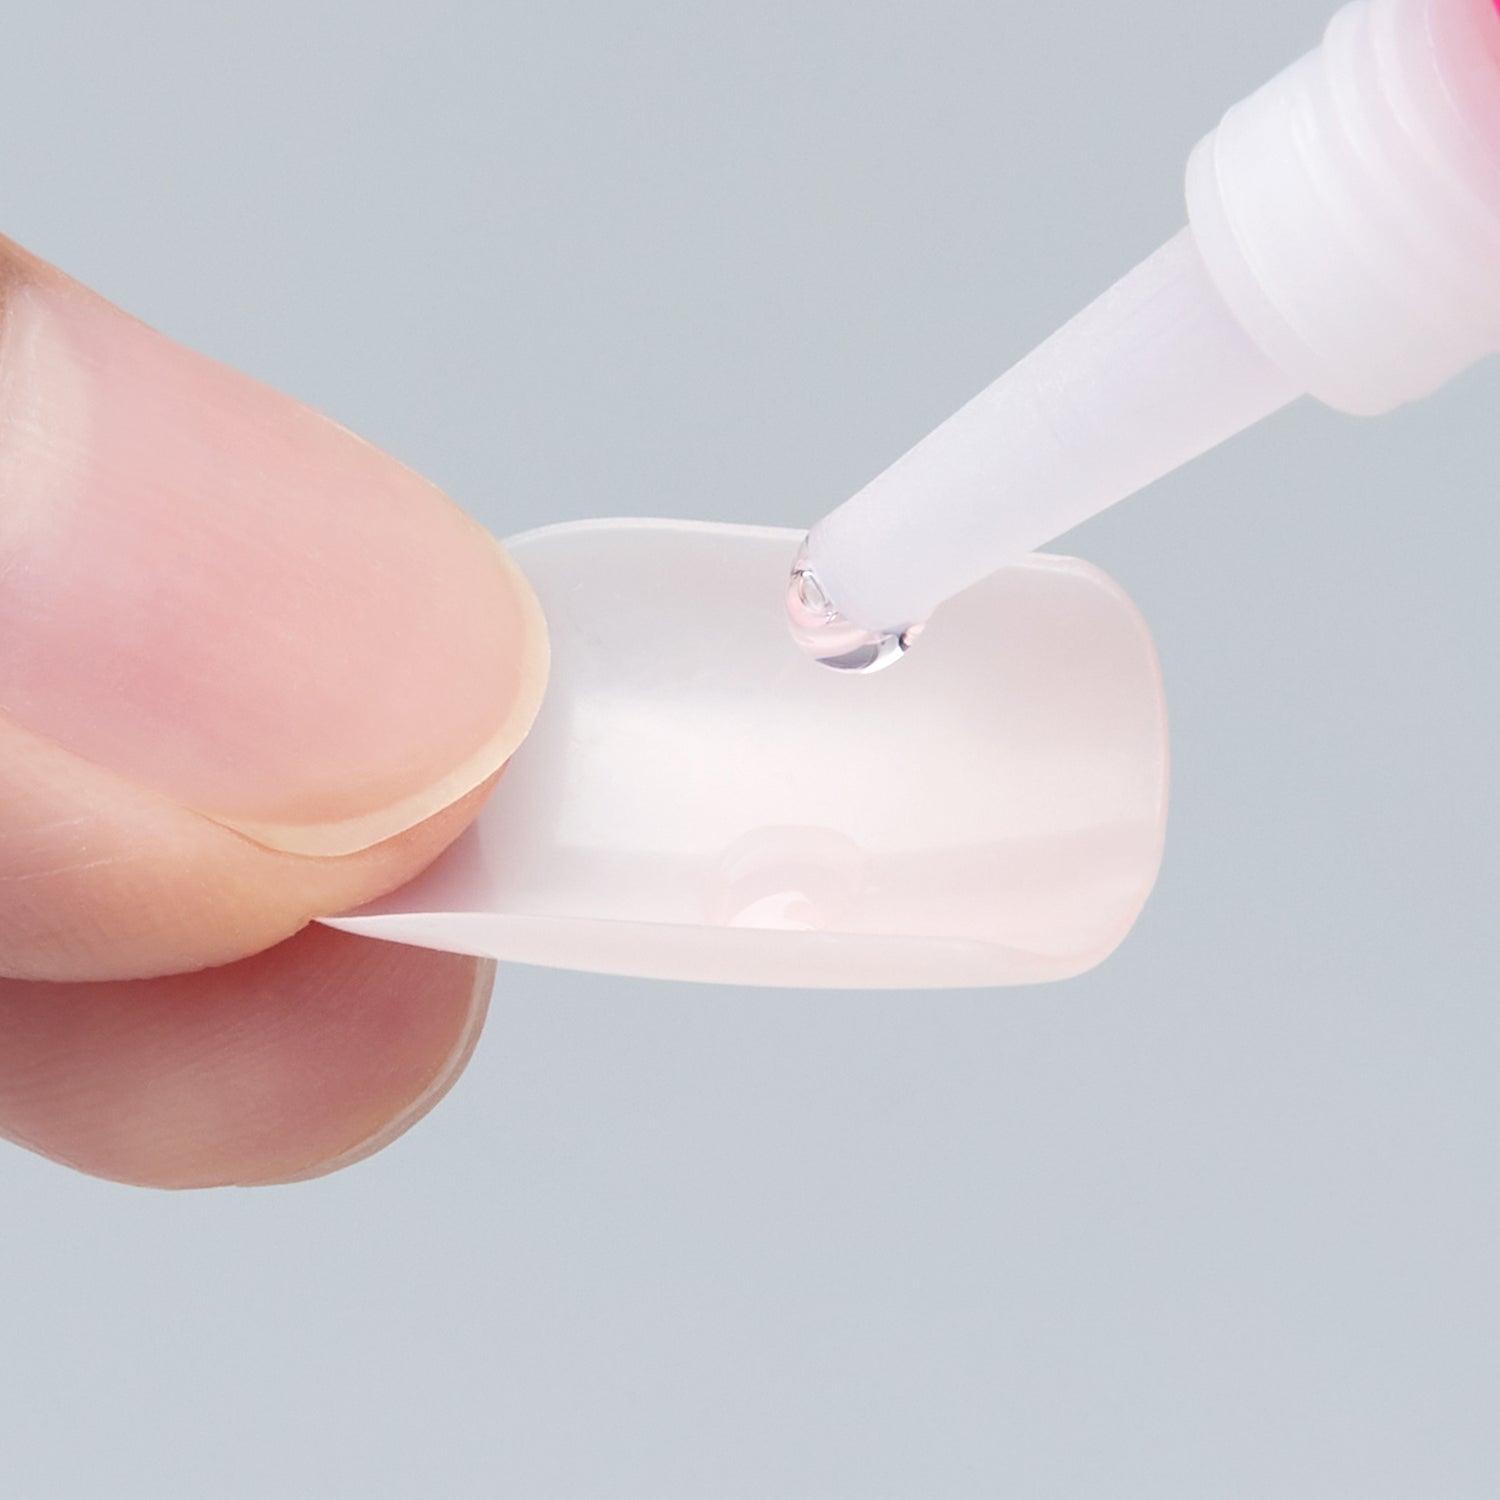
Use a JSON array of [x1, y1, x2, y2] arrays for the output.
[[785, 540, 922, 674]]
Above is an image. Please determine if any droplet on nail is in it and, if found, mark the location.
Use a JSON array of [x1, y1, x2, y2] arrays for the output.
[[785, 540, 922, 675]]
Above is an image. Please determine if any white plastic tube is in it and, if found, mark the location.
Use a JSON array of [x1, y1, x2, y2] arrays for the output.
[[791, 0, 1500, 666]]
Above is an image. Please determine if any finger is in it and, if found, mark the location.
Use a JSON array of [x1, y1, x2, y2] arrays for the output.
[[0, 709, 502, 980], [0, 925, 493, 1188], [0, 236, 548, 979]]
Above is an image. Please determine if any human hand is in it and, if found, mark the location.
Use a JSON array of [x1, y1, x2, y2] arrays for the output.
[[0, 237, 548, 1187]]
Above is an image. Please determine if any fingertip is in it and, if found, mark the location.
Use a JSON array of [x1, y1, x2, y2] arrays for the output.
[[0, 711, 505, 983], [255, 957, 497, 1185], [0, 929, 494, 1188], [0, 241, 549, 859]]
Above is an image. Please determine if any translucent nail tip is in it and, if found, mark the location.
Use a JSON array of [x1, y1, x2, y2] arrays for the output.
[[323, 518, 1168, 989]]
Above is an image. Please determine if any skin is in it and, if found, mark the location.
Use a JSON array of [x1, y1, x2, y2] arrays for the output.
[[0, 237, 550, 1187]]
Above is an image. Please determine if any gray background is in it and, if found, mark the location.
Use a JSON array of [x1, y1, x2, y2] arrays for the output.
[[2, 0, 1498, 1494]]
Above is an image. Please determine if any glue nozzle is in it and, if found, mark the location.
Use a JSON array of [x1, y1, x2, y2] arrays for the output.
[[788, 0, 1500, 669]]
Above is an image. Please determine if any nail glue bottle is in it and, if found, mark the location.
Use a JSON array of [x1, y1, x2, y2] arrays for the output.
[[791, 0, 1500, 670]]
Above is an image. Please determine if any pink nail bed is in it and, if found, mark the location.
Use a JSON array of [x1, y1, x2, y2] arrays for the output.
[[325, 520, 1167, 988]]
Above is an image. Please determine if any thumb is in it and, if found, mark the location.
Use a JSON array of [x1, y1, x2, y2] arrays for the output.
[[0, 237, 547, 981]]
